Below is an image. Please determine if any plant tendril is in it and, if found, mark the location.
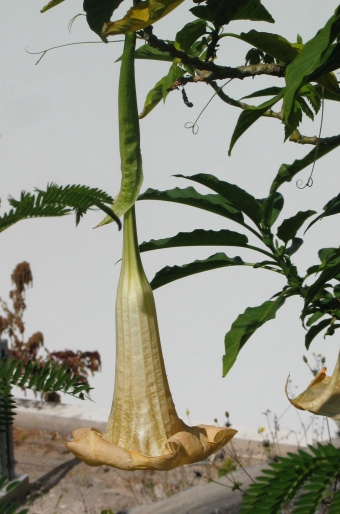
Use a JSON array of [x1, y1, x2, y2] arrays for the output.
[[25, 40, 125, 65], [185, 79, 232, 134], [68, 13, 86, 33], [296, 87, 325, 189]]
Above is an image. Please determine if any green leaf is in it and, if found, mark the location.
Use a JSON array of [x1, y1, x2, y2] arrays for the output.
[[228, 89, 285, 155], [284, 7, 340, 125], [305, 318, 332, 349], [140, 229, 248, 253], [0, 184, 120, 232], [223, 297, 285, 376], [175, 174, 263, 226], [190, 0, 274, 25], [40, 0, 65, 13], [276, 210, 316, 243], [318, 247, 340, 267], [233, 1, 274, 24], [116, 45, 173, 63], [139, 76, 166, 119], [315, 84, 340, 101], [224, 30, 298, 62], [175, 20, 207, 52], [285, 237, 303, 256], [83, 0, 124, 41], [134, 45, 173, 62], [150, 253, 245, 290], [241, 443, 340, 514], [138, 187, 245, 224], [270, 140, 340, 193], [241, 86, 283, 100], [162, 63, 184, 100], [305, 193, 340, 232], [306, 311, 326, 327], [258, 191, 284, 228]]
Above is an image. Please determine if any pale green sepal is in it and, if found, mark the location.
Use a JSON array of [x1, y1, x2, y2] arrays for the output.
[[97, 32, 143, 227]]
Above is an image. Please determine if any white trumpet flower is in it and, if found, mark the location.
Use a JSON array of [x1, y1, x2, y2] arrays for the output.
[[66, 206, 237, 470]]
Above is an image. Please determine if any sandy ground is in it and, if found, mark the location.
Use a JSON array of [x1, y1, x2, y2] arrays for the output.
[[13, 426, 296, 514]]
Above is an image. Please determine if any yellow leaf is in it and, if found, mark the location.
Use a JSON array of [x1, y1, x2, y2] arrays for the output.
[[103, 0, 185, 37]]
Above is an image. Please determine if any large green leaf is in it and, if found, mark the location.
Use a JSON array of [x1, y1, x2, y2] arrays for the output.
[[270, 139, 340, 193], [305, 318, 332, 350], [190, 0, 274, 25], [140, 229, 248, 253], [228, 89, 285, 155], [224, 30, 298, 62], [139, 76, 166, 119], [305, 193, 340, 232], [276, 210, 316, 243], [284, 7, 340, 125], [175, 174, 263, 226], [138, 187, 245, 224], [222, 297, 285, 376], [150, 253, 245, 290], [175, 20, 207, 52]]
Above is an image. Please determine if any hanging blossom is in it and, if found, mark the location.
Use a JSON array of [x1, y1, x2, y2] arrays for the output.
[[66, 205, 237, 470], [66, 28, 236, 470], [286, 352, 340, 421]]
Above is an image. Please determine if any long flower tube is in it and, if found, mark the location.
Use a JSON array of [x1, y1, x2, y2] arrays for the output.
[[285, 352, 340, 421], [66, 205, 237, 470]]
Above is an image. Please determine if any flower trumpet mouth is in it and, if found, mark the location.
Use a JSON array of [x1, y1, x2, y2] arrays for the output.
[[66, 206, 237, 470], [285, 352, 340, 421]]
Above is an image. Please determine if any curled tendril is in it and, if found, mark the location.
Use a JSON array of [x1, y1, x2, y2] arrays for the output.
[[296, 87, 324, 190], [185, 121, 199, 134], [68, 13, 86, 33], [184, 79, 232, 136], [296, 176, 313, 189], [25, 40, 124, 65]]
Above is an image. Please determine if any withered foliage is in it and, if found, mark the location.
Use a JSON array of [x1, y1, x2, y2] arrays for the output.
[[0, 262, 101, 401]]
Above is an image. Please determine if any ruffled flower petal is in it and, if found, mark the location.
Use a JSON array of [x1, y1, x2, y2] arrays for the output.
[[66, 423, 237, 471], [286, 352, 340, 421]]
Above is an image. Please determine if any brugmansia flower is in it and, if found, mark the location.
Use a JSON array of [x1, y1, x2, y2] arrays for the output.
[[66, 205, 237, 470], [285, 353, 340, 421], [102, 0, 185, 37]]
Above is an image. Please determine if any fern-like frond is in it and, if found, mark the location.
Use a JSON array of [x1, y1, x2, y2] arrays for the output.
[[0, 357, 91, 429], [240, 443, 340, 514], [0, 183, 121, 232]]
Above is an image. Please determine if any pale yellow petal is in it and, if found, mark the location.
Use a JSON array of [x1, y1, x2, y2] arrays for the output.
[[66, 424, 237, 471], [286, 352, 340, 421]]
